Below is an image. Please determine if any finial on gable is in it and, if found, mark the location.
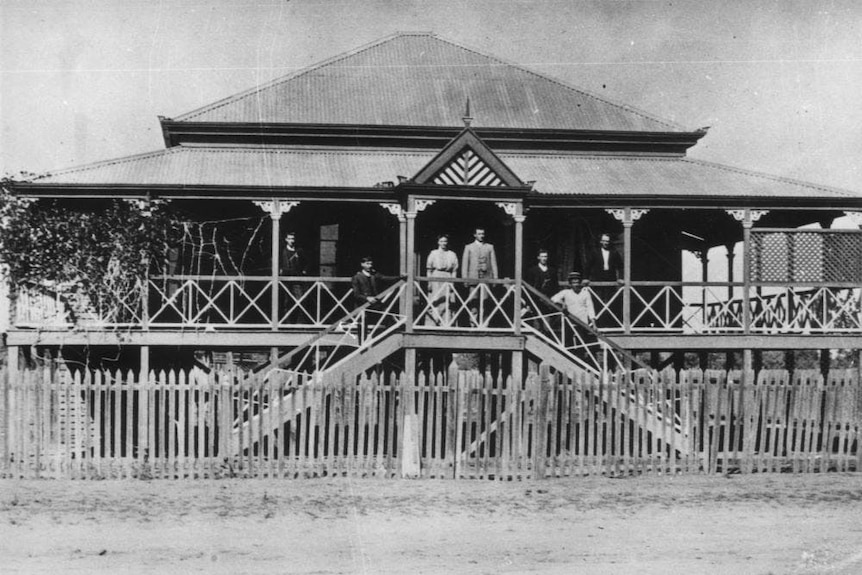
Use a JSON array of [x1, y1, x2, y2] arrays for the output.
[[462, 97, 473, 127]]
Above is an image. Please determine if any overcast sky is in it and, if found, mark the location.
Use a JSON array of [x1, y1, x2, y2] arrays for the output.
[[2, 0, 861, 194]]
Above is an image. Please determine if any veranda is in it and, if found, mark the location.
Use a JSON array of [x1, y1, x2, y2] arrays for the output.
[[9, 200, 862, 371]]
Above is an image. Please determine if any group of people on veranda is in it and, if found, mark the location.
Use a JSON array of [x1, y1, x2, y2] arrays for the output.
[[418, 228, 624, 329], [280, 226, 623, 331], [524, 233, 623, 327], [348, 226, 503, 325]]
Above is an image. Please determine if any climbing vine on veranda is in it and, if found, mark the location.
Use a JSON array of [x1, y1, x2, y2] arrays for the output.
[[0, 182, 183, 323]]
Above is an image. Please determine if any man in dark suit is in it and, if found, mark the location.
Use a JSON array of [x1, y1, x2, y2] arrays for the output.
[[524, 249, 559, 299], [279, 231, 309, 323], [586, 233, 623, 284], [351, 256, 382, 308], [279, 231, 308, 277], [586, 233, 624, 329]]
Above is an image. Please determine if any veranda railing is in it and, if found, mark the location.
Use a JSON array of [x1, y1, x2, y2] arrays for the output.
[[11, 276, 862, 335], [3, 363, 859, 480], [147, 275, 357, 329]]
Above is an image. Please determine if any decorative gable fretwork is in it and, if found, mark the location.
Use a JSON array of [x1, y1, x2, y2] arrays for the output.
[[432, 147, 505, 187], [410, 128, 525, 188]]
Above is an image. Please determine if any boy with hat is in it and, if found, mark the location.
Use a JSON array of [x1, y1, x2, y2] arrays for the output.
[[551, 271, 596, 328]]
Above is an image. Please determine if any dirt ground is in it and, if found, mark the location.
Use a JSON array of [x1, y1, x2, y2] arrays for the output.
[[1, 473, 861, 575]]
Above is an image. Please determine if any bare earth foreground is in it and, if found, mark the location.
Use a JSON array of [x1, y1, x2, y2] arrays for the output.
[[1, 474, 861, 575]]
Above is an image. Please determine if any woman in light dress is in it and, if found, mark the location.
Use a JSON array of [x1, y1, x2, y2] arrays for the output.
[[425, 234, 459, 326]]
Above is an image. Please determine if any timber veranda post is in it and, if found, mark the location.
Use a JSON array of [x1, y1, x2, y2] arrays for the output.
[[513, 207, 524, 336], [740, 209, 755, 452], [741, 209, 753, 336], [512, 207, 525, 378], [404, 201, 417, 336], [268, 199, 282, 366], [622, 208, 633, 334], [401, 200, 419, 477], [403, 199, 417, 411]]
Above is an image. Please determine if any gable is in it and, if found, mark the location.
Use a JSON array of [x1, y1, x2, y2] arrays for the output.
[[431, 147, 505, 186], [411, 129, 524, 188]]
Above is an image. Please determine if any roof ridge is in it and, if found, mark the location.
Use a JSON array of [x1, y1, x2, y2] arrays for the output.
[[174, 32, 417, 122], [32, 147, 182, 180], [683, 157, 861, 198], [418, 35, 688, 132]]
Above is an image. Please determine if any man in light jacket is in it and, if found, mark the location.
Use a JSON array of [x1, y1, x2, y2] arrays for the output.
[[461, 227, 498, 325]]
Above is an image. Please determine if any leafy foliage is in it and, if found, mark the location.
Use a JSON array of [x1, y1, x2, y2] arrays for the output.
[[0, 183, 182, 323]]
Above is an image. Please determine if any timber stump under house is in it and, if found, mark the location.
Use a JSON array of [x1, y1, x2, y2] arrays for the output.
[[2, 32, 862, 479]]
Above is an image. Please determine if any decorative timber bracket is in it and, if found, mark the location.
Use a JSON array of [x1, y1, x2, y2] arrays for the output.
[[415, 199, 436, 212], [727, 209, 768, 228], [844, 211, 862, 229], [606, 208, 649, 226], [495, 202, 518, 217], [379, 203, 404, 219], [254, 200, 299, 220]]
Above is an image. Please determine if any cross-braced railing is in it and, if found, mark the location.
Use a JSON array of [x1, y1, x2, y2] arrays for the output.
[[413, 277, 517, 330], [148, 276, 273, 327], [578, 282, 747, 334], [586, 282, 624, 330], [630, 284, 686, 332], [147, 276, 354, 328], [275, 277, 355, 327], [698, 284, 746, 332], [263, 280, 407, 378]]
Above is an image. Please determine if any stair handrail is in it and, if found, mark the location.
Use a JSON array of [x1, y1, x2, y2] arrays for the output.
[[230, 279, 406, 443], [521, 286, 683, 439], [521, 283, 649, 372], [249, 279, 407, 380]]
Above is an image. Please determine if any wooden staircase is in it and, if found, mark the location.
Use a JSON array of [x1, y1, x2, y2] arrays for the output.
[[230, 282, 407, 454], [229, 280, 691, 459], [524, 334, 691, 456]]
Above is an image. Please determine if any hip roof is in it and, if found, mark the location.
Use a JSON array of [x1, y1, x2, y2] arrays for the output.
[[172, 32, 686, 133]]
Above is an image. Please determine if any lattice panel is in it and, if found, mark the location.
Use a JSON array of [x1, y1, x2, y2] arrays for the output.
[[825, 234, 862, 282], [751, 233, 789, 282], [793, 233, 823, 282], [432, 148, 505, 186], [751, 230, 862, 283]]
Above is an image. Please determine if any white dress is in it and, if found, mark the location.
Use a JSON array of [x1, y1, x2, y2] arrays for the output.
[[425, 248, 459, 325]]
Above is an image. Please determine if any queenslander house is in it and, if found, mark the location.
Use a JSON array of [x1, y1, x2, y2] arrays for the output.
[[2, 33, 861, 479]]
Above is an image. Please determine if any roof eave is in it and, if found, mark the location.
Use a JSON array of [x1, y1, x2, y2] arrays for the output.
[[527, 193, 862, 210], [159, 120, 706, 154], [7, 182, 398, 202], [12, 182, 858, 210]]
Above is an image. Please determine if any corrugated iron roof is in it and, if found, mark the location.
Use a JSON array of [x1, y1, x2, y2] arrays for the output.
[[31, 146, 433, 188], [501, 154, 861, 199], [27, 146, 859, 201], [173, 32, 685, 133]]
